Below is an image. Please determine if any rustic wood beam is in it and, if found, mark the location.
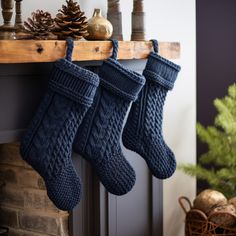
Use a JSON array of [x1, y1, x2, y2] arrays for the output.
[[0, 40, 180, 63]]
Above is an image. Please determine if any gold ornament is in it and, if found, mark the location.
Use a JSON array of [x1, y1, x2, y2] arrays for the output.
[[208, 204, 236, 227], [193, 189, 227, 214], [85, 9, 113, 40]]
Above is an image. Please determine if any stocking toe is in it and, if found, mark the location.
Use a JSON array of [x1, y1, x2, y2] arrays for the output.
[[94, 153, 136, 195], [46, 164, 82, 211]]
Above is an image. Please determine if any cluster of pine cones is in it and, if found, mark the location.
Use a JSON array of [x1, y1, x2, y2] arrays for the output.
[[24, 0, 89, 40]]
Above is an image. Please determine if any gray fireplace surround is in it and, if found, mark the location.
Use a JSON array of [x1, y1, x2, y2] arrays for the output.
[[0, 60, 163, 236]]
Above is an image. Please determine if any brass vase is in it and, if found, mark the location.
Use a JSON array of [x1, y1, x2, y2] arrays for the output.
[[85, 8, 113, 40]]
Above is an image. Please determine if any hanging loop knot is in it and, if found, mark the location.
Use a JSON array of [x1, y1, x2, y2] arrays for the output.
[[66, 37, 74, 61], [151, 39, 159, 53], [110, 39, 119, 60]]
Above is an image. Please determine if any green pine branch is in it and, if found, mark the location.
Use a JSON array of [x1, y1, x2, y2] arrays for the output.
[[178, 84, 236, 198]]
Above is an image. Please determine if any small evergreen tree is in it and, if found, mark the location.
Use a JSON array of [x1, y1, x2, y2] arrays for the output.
[[179, 84, 236, 198]]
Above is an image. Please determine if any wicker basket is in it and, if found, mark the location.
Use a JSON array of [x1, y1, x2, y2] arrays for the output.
[[179, 196, 236, 236]]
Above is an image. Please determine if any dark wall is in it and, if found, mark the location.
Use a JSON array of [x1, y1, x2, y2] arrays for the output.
[[197, 0, 236, 191]]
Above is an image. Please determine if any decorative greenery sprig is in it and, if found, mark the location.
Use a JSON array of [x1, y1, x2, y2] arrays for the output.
[[179, 84, 236, 198]]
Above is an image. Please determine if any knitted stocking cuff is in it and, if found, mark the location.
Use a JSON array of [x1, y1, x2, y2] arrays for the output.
[[143, 52, 181, 90], [49, 59, 99, 106], [99, 58, 145, 101]]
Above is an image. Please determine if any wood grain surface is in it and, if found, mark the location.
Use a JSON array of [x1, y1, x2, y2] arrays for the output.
[[0, 40, 180, 63]]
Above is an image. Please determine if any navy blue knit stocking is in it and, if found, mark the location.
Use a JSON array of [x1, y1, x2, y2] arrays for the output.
[[122, 50, 181, 179], [20, 39, 99, 210], [73, 57, 145, 195]]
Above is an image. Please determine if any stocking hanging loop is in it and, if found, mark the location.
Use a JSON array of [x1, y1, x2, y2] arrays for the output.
[[150, 39, 159, 53], [110, 39, 119, 60], [66, 37, 74, 61]]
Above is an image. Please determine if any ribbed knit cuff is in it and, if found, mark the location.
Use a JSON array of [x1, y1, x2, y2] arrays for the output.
[[143, 52, 181, 90], [99, 58, 145, 101], [49, 59, 99, 106]]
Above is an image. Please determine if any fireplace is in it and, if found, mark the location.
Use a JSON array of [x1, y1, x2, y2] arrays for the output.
[[0, 55, 172, 236]]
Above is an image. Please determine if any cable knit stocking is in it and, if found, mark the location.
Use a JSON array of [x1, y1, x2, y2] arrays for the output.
[[122, 51, 181, 179], [20, 39, 99, 210], [73, 58, 145, 195]]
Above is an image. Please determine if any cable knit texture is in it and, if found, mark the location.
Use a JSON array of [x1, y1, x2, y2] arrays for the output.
[[122, 52, 181, 179], [73, 58, 145, 195], [20, 58, 99, 210]]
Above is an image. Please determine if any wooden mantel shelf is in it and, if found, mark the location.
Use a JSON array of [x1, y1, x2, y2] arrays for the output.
[[0, 40, 180, 64]]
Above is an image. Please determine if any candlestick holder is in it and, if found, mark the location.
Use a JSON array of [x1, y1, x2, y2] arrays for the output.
[[14, 0, 32, 39], [107, 0, 123, 40], [14, 0, 23, 29], [0, 0, 15, 39], [131, 0, 146, 41]]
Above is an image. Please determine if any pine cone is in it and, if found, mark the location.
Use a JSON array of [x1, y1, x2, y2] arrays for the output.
[[54, 0, 89, 40], [24, 10, 55, 39]]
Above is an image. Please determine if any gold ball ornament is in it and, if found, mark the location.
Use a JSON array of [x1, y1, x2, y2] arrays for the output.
[[193, 189, 227, 214], [208, 204, 236, 227], [85, 9, 113, 40]]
